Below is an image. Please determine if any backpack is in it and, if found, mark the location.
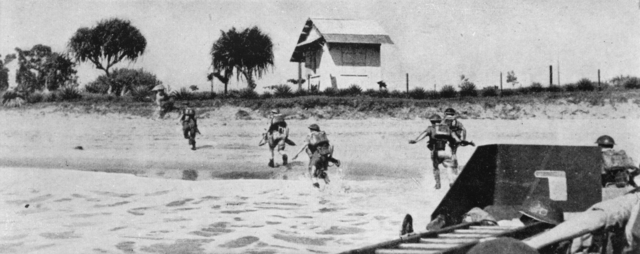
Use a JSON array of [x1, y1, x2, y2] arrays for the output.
[[443, 116, 460, 132], [309, 131, 329, 146], [433, 123, 452, 140], [602, 150, 635, 172], [272, 114, 285, 124]]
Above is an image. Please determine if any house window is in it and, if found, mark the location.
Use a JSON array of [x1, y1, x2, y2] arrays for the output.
[[342, 45, 366, 66]]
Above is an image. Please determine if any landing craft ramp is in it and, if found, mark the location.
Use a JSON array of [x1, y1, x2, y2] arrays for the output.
[[341, 144, 604, 254], [433, 144, 602, 226]]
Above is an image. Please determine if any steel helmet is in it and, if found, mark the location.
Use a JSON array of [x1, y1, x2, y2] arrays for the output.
[[429, 114, 442, 122], [519, 196, 564, 225], [151, 85, 165, 91], [444, 108, 456, 116], [596, 135, 615, 146], [271, 109, 280, 114], [308, 124, 320, 131]]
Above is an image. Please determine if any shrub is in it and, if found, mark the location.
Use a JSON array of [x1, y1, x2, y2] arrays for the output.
[[623, 77, 640, 89], [192, 91, 216, 100], [293, 89, 308, 97], [481, 86, 499, 97], [84, 80, 109, 94], [529, 82, 544, 93], [130, 86, 153, 102], [343, 84, 362, 96], [408, 87, 428, 99], [87, 68, 162, 96], [273, 84, 293, 98], [425, 90, 439, 99], [238, 88, 259, 99], [2, 90, 24, 105], [547, 85, 563, 93], [564, 83, 577, 92], [501, 88, 518, 97], [57, 86, 83, 101], [389, 90, 405, 98], [440, 85, 457, 98], [576, 78, 595, 91], [516, 86, 531, 95], [172, 88, 193, 101], [459, 82, 478, 97], [26, 91, 45, 103], [363, 89, 378, 97], [260, 91, 273, 99], [323, 87, 338, 97]]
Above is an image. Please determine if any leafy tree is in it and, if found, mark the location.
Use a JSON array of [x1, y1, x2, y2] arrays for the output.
[[43, 53, 77, 91], [13, 45, 76, 92], [0, 54, 16, 92], [506, 71, 518, 88], [210, 26, 274, 94], [189, 85, 199, 91], [458, 75, 478, 97], [68, 18, 146, 96]]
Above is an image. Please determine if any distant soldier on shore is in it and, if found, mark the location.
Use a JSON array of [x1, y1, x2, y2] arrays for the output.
[[151, 85, 173, 119], [409, 114, 456, 189], [178, 102, 200, 150], [293, 124, 341, 188]]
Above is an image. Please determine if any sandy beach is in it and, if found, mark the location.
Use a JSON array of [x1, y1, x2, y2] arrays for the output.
[[2, 107, 640, 253]]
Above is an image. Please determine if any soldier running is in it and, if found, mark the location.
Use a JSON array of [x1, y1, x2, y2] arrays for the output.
[[262, 109, 289, 167], [443, 108, 464, 173], [178, 102, 200, 150], [409, 114, 456, 189], [151, 85, 172, 119], [292, 124, 341, 188]]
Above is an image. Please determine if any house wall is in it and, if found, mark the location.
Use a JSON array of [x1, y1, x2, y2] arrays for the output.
[[303, 43, 382, 91]]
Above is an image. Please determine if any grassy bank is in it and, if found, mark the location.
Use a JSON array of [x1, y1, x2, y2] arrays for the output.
[[3, 88, 640, 120]]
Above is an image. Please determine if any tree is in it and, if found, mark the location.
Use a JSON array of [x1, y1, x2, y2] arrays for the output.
[[68, 18, 146, 96], [189, 85, 199, 91], [13, 45, 76, 92], [0, 54, 16, 92], [210, 26, 274, 95], [506, 71, 518, 88]]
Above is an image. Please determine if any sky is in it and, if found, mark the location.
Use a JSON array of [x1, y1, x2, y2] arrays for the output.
[[1, 0, 639, 92]]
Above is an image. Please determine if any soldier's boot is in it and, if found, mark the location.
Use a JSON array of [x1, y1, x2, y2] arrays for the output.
[[282, 154, 288, 166], [268, 159, 275, 168], [189, 138, 196, 150]]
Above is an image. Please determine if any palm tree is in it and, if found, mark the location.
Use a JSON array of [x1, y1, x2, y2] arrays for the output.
[[68, 18, 146, 96], [210, 26, 274, 94]]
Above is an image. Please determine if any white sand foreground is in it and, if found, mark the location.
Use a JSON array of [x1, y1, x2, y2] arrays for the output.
[[0, 167, 441, 254]]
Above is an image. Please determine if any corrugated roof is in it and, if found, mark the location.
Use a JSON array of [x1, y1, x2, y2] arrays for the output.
[[311, 18, 390, 37], [290, 18, 394, 62]]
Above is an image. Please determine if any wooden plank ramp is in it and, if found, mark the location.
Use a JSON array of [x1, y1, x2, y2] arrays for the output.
[[340, 222, 548, 254]]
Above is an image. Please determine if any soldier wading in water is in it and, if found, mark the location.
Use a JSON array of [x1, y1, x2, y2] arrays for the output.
[[409, 114, 458, 189], [293, 124, 341, 188], [259, 109, 291, 167]]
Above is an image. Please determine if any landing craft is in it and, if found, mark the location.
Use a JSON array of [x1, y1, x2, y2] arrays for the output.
[[341, 144, 629, 254]]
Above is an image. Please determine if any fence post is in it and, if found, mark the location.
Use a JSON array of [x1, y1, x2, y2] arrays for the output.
[[550, 65, 553, 86], [500, 72, 503, 97], [598, 69, 601, 90], [406, 73, 409, 94]]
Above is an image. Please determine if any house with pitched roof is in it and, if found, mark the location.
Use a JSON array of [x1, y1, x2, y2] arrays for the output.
[[290, 18, 394, 90]]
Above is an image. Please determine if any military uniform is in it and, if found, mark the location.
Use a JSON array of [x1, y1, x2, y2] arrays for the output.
[[443, 114, 465, 173], [181, 107, 198, 150], [423, 124, 453, 188]]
